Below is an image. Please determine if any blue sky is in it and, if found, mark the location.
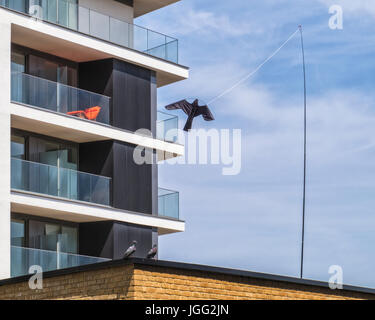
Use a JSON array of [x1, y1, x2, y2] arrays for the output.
[[137, 0, 375, 288]]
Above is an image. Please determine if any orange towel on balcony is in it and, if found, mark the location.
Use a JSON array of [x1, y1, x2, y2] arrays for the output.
[[84, 106, 101, 120], [67, 106, 101, 121], [67, 110, 85, 119]]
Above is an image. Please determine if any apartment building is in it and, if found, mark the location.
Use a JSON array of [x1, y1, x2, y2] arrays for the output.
[[0, 0, 188, 280]]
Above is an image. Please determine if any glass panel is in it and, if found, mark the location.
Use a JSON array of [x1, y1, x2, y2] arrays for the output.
[[11, 156, 26, 190], [89, 9, 110, 41], [7, 0, 27, 12], [45, 223, 60, 235], [44, 226, 60, 251], [11, 135, 25, 159], [11, 52, 25, 73], [11, 219, 25, 247], [78, 5, 90, 34], [147, 30, 166, 54], [61, 226, 77, 254], [28, 219, 78, 254], [132, 24, 148, 52], [11, 246, 109, 277], [58, 0, 77, 29], [90, 174, 111, 206], [77, 170, 91, 203], [109, 17, 129, 47], [165, 39, 178, 64], [11, 52, 25, 101], [157, 111, 179, 143], [158, 188, 179, 219], [146, 45, 166, 61], [39, 147, 59, 166], [1, 0, 178, 63], [11, 73, 111, 125], [28, 55, 59, 82], [45, 0, 58, 24], [28, 0, 43, 19], [11, 158, 111, 206]]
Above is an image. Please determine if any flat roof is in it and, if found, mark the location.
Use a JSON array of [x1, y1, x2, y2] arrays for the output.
[[1, 258, 375, 296]]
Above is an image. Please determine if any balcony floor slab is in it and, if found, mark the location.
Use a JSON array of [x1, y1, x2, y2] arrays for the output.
[[11, 191, 185, 235]]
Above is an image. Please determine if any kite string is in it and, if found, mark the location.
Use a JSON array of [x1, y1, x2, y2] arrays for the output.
[[207, 28, 300, 105]]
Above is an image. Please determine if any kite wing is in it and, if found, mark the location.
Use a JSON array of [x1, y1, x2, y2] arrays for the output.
[[165, 99, 192, 116], [196, 105, 215, 121]]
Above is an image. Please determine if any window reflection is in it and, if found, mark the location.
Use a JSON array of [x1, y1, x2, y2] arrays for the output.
[[29, 220, 78, 254], [11, 135, 25, 159], [11, 219, 25, 247]]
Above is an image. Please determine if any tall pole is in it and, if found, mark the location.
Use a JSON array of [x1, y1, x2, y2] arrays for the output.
[[299, 25, 307, 279]]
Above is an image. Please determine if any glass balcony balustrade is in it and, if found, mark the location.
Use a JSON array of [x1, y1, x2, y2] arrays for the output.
[[11, 245, 109, 277], [157, 111, 179, 143], [11, 73, 182, 145], [11, 158, 111, 206], [11, 72, 111, 125], [158, 188, 179, 220], [0, 0, 179, 63]]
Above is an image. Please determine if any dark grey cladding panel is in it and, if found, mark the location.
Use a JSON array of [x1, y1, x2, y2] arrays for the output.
[[111, 60, 153, 132], [78, 140, 155, 215], [79, 221, 115, 259], [114, 0, 134, 7], [79, 221, 152, 260], [78, 58, 157, 215], [78, 59, 114, 97], [78, 58, 155, 133], [112, 141, 153, 214], [79, 140, 114, 178], [113, 222, 152, 259]]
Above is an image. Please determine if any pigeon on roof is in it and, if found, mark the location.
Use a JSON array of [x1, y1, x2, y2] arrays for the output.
[[123, 240, 137, 259], [147, 244, 158, 259]]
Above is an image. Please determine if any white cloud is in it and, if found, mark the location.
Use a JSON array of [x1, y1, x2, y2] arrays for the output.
[[139, 5, 262, 38], [172, 8, 262, 37]]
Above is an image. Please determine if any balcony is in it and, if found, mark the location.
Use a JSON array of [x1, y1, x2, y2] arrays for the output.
[[1, 0, 179, 64], [11, 246, 109, 277], [12, 72, 111, 125], [12, 73, 182, 148], [11, 158, 179, 220], [158, 188, 179, 219], [157, 111, 178, 143], [11, 158, 111, 206]]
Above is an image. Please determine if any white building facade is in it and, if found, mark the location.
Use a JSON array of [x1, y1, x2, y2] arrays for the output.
[[0, 0, 188, 279]]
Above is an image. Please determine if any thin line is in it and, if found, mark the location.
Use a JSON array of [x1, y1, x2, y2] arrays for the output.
[[207, 28, 300, 105], [299, 25, 307, 280]]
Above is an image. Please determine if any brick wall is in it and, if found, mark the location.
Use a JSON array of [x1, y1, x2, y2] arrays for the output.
[[0, 265, 135, 300], [131, 266, 372, 300], [0, 261, 373, 300]]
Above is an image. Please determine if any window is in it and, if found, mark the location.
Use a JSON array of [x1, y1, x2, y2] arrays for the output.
[[11, 130, 79, 198], [28, 136, 78, 170], [11, 219, 25, 247], [11, 52, 25, 102], [28, 218, 78, 254], [11, 52, 25, 73], [11, 135, 25, 159], [62, 226, 78, 254], [11, 134, 27, 191]]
